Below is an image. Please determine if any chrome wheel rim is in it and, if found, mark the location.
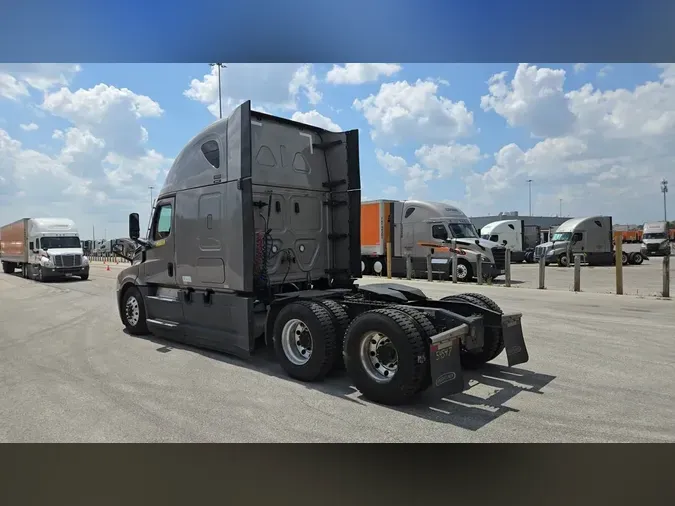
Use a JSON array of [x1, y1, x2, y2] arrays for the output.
[[359, 331, 398, 383], [456, 263, 468, 279], [281, 319, 313, 365], [125, 296, 140, 326]]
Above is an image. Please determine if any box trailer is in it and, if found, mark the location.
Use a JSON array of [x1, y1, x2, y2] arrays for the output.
[[1, 218, 90, 281], [114, 100, 530, 406]]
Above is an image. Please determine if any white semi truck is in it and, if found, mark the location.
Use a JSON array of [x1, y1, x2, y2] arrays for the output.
[[478, 219, 546, 263], [640, 221, 671, 257], [0, 217, 90, 281]]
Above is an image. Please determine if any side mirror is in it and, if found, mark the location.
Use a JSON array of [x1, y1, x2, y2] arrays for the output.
[[129, 213, 140, 240], [502, 240, 508, 245]]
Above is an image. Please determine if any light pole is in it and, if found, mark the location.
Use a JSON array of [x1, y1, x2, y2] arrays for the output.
[[559, 198, 562, 217], [661, 178, 668, 223], [149, 185, 154, 210], [210, 63, 227, 119], [527, 179, 533, 216]]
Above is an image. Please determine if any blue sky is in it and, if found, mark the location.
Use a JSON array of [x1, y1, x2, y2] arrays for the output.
[[0, 63, 672, 239]]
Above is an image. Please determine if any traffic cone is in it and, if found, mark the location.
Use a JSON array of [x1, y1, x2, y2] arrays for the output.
[[106, 265, 110, 271]]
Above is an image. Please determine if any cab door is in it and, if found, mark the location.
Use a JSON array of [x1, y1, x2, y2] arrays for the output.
[[143, 196, 184, 329]]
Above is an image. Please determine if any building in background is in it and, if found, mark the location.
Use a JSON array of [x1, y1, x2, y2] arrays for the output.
[[470, 212, 571, 233]]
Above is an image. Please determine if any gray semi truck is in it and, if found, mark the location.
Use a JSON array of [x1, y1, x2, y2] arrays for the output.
[[533, 216, 645, 267], [360, 199, 506, 282], [115, 101, 530, 406]]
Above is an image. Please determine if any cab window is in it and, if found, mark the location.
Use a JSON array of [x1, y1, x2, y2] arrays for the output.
[[489, 234, 498, 242], [153, 204, 173, 240], [572, 232, 583, 243], [432, 224, 448, 240]]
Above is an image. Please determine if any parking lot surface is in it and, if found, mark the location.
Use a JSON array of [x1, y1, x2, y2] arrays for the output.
[[1, 262, 673, 442]]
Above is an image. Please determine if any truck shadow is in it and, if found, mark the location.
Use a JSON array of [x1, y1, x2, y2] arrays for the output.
[[394, 364, 556, 431], [125, 330, 555, 432]]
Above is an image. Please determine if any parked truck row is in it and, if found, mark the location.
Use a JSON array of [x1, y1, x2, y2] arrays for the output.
[[113, 101, 530, 406], [0, 218, 90, 281], [360, 200, 507, 282]]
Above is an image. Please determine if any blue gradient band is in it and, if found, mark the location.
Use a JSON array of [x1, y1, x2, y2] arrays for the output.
[[2, 0, 674, 62]]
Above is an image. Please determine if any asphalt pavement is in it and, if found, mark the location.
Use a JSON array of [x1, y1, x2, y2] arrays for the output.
[[0, 262, 673, 442]]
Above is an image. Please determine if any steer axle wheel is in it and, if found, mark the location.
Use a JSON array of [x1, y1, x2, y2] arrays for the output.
[[121, 286, 149, 335]]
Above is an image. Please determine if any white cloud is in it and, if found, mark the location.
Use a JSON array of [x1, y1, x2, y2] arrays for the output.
[[0, 74, 29, 100], [464, 63, 675, 218], [375, 141, 483, 199], [291, 110, 341, 131], [375, 149, 433, 199], [414, 143, 483, 177], [0, 64, 82, 103], [573, 63, 588, 74], [289, 64, 322, 105], [184, 64, 322, 119], [354, 79, 475, 145], [20, 122, 39, 132], [326, 63, 402, 85], [0, 70, 172, 233], [42, 84, 163, 158], [375, 149, 408, 174], [597, 65, 613, 78], [480, 63, 576, 138], [0, 64, 81, 92]]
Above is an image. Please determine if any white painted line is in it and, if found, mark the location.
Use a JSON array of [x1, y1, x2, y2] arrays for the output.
[[299, 132, 313, 154]]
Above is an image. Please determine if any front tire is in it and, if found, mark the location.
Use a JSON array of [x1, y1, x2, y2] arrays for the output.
[[121, 286, 149, 335], [557, 254, 569, 267], [455, 259, 473, 282], [343, 308, 427, 406], [273, 301, 338, 382], [1, 262, 13, 274], [80, 272, 89, 281]]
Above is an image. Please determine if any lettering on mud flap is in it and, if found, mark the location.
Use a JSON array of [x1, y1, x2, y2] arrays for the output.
[[435, 371, 457, 387]]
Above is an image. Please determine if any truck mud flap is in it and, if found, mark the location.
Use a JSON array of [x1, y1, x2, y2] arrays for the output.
[[429, 324, 469, 397], [501, 313, 529, 366]]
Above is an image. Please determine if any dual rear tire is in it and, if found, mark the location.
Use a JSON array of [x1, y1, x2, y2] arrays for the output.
[[273, 300, 436, 405], [273, 294, 506, 406]]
